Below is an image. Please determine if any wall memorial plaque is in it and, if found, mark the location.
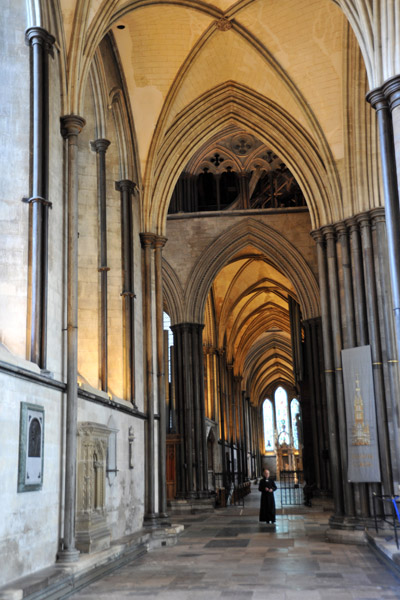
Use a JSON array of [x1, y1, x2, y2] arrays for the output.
[[18, 402, 45, 492]]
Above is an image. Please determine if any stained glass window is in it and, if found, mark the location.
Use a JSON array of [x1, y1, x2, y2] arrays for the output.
[[275, 386, 289, 443], [291, 398, 301, 449], [262, 399, 275, 451]]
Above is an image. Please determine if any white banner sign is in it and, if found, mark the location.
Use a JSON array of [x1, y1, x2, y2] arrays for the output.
[[341, 345, 381, 482]]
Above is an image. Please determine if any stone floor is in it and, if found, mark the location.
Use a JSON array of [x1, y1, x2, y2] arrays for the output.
[[69, 484, 400, 600]]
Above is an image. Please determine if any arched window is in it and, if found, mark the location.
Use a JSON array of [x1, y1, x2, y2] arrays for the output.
[[262, 399, 275, 451], [291, 398, 301, 450], [163, 311, 174, 432], [163, 311, 173, 383], [275, 386, 289, 442]]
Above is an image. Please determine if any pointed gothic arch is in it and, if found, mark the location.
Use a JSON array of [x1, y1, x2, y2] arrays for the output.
[[183, 218, 319, 324], [162, 258, 185, 325], [147, 82, 341, 234]]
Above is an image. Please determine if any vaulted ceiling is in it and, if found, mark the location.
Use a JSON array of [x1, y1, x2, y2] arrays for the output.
[[55, 0, 381, 232], [203, 247, 296, 402]]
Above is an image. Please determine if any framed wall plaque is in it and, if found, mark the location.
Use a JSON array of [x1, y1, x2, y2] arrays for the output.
[[18, 402, 45, 492]]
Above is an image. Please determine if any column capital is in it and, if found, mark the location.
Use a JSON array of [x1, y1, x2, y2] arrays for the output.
[[344, 216, 358, 233], [310, 228, 324, 244], [320, 224, 336, 241], [140, 232, 156, 248], [234, 375, 243, 384], [369, 206, 386, 225], [90, 138, 111, 154], [25, 26, 55, 49], [355, 212, 371, 229], [60, 115, 86, 139], [366, 87, 388, 112], [115, 179, 137, 194], [334, 221, 348, 239], [154, 235, 168, 249], [382, 75, 400, 111]]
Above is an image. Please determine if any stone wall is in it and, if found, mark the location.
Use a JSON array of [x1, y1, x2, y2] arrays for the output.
[[164, 210, 317, 296], [0, 368, 63, 586]]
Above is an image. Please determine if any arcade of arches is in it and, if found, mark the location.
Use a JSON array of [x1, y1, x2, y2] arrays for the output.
[[2, 0, 400, 594]]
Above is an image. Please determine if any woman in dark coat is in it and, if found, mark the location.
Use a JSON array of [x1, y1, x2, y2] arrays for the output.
[[259, 468, 277, 524]]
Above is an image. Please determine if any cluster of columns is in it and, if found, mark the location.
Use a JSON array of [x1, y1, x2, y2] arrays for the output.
[[166, 329, 264, 500], [140, 233, 168, 524], [212, 349, 260, 487], [302, 318, 331, 493], [170, 323, 208, 498], [311, 210, 400, 525]]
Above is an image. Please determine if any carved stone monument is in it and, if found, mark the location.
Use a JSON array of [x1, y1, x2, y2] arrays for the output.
[[76, 422, 111, 553]]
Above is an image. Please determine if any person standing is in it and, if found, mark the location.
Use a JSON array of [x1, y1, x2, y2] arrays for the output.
[[259, 468, 277, 524]]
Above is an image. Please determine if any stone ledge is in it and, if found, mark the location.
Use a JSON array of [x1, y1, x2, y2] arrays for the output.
[[0, 525, 184, 600], [325, 527, 367, 545], [168, 498, 215, 514], [365, 528, 400, 577]]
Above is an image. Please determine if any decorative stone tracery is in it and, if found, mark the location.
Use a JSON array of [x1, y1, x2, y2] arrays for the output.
[[76, 422, 111, 553]]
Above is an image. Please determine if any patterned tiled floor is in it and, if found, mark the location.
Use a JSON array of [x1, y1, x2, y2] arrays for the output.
[[70, 485, 400, 599]]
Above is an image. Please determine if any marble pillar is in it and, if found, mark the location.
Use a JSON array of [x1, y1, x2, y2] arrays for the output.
[[140, 233, 157, 526], [58, 114, 86, 562], [115, 180, 137, 406], [91, 139, 110, 392], [25, 27, 55, 369]]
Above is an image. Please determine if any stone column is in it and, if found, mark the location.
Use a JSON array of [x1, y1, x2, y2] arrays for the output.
[[235, 378, 244, 483], [311, 230, 343, 515], [115, 180, 136, 405], [91, 139, 110, 391], [357, 213, 393, 496], [217, 350, 228, 488], [246, 398, 252, 477], [367, 85, 400, 368], [197, 325, 209, 495], [249, 404, 255, 478], [371, 208, 400, 488], [303, 318, 322, 489], [336, 223, 368, 518], [140, 232, 157, 526], [325, 225, 355, 518], [172, 323, 208, 497], [227, 364, 235, 482], [346, 218, 369, 346], [25, 27, 55, 368], [58, 114, 86, 562], [155, 235, 168, 518], [241, 392, 248, 480]]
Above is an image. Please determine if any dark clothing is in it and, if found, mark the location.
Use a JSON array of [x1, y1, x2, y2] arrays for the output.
[[259, 476, 277, 523]]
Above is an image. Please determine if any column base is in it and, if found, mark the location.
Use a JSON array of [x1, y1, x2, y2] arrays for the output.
[[157, 512, 171, 526], [325, 514, 373, 545], [143, 513, 158, 529], [56, 547, 80, 563]]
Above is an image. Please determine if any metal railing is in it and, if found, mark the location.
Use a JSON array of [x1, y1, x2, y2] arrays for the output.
[[372, 493, 400, 549], [279, 470, 304, 505]]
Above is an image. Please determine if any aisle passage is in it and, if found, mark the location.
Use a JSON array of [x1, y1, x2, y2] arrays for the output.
[[70, 488, 400, 600]]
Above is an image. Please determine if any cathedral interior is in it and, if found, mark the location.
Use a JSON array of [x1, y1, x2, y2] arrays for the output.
[[2, 0, 400, 597]]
